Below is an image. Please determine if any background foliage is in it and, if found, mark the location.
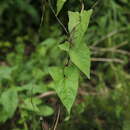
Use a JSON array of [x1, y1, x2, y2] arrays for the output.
[[0, 0, 130, 130]]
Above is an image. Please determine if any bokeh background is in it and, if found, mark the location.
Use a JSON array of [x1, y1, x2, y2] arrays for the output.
[[0, 0, 130, 130]]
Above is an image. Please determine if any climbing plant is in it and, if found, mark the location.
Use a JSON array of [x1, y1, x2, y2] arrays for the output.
[[49, 5, 92, 114], [0, 0, 130, 130]]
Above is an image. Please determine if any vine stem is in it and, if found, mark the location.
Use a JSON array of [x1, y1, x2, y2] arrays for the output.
[[53, 106, 61, 130], [48, 0, 69, 34]]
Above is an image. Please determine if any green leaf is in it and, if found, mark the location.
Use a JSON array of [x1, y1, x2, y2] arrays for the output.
[[58, 10, 92, 78], [20, 98, 42, 112], [58, 41, 70, 51], [57, 0, 67, 15], [49, 65, 79, 114], [0, 66, 15, 80], [80, 10, 93, 36], [20, 98, 54, 117], [68, 11, 80, 33], [49, 66, 64, 81], [0, 88, 18, 122], [69, 44, 91, 78], [66, 10, 92, 78], [37, 105, 54, 117], [68, 10, 93, 46], [16, 83, 48, 94]]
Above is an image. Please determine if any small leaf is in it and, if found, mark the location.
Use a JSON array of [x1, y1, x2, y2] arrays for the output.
[[0, 66, 16, 80], [49, 65, 79, 114], [69, 44, 91, 78], [68, 11, 80, 33], [37, 105, 54, 117], [20, 98, 42, 112], [16, 83, 48, 94], [68, 10, 93, 46], [57, 0, 67, 15], [58, 42, 70, 51], [80, 9, 93, 36], [0, 88, 18, 122]]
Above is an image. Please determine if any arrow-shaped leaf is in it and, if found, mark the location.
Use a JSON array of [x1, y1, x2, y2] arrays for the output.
[[57, 0, 67, 15], [49, 65, 79, 114]]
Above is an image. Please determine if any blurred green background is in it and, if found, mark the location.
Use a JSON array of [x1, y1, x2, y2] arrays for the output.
[[0, 0, 130, 130]]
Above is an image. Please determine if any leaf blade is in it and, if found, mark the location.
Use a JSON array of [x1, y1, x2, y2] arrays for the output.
[[68, 9, 93, 46], [57, 0, 67, 15], [0, 88, 18, 122], [69, 44, 91, 78], [49, 65, 79, 114]]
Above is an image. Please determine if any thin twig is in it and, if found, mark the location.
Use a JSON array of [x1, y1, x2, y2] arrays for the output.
[[112, 41, 128, 49], [91, 57, 124, 64], [113, 49, 130, 56], [37, 91, 56, 98], [42, 121, 49, 130], [80, 0, 84, 12], [92, 28, 128, 46], [90, 45, 130, 56], [53, 106, 61, 130]]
